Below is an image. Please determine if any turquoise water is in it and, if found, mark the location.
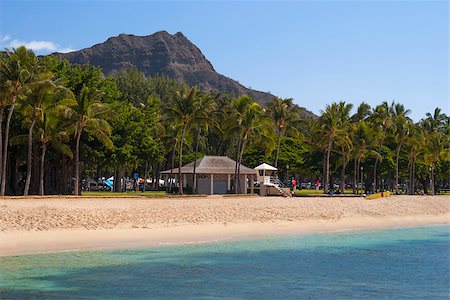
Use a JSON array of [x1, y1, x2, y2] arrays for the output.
[[1, 226, 449, 299]]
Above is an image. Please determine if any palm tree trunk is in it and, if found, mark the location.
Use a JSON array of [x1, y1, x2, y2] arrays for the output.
[[237, 139, 247, 194], [412, 159, 416, 194], [169, 140, 176, 193], [0, 107, 4, 188], [1, 95, 17, 196], [353, 159, 357, 194], [408, 151, 414, 194], [339, 159, 346, 193], [143, 161, 148, 192], [24, 118, 36, 196], [357, 158, 362, 194], [431, 162, 435, 196], [156, 162, 161, 189], [373, 157, 380, 193], [274, 131, 282, 168], [234, 137, 242, 194], [408, 163, 411, 194], [74, 130, 82, 196], [178, 123, 188, 194], [394, 142, 403, 194], [39, 143, 47, 195], [324, 139, 332, 194], [193, 127, 201, 194]]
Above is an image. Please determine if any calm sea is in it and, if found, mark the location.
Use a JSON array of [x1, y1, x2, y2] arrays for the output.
[[1, 226, 449, 299]]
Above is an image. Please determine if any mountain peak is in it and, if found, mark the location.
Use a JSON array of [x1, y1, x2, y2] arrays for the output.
[[54, 31, 276, 103]]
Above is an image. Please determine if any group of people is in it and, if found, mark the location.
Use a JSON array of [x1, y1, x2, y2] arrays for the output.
[[290, 178, 321, 192]]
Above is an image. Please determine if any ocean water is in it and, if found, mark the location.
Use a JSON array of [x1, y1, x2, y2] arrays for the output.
[[0, 226, 449, 299]]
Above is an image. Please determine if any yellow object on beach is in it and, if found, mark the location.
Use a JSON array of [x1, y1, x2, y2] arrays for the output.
[[365, 191, 391, 200]]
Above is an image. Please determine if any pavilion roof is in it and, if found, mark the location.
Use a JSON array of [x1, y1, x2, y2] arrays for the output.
[[160, 156, 256, 175]]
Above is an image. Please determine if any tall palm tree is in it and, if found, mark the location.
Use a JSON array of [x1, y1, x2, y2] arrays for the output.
[[392, 103, 412, 194], [0, 76, 9, 193], [64, 85, 112, 195], [336, 130, 352, 193], [235, 101, 271, 193], [36, 107, 73, 195], [424, 131, 446, 195], [318, 101, 353, 193], [161, 123, 182, 193], [19, 80, 74, 195], [266, 97, 300, 167], [225, 95, 253, 193], [0, 46, 39, 195], [405, 124, 424, 194], [192, 94, 217, 193], [369, 101, 393, 192], [420, 109, 447, 195], [350, 121, 380, 194], [165, 87, 206, 194], [335, 103, 353, 193]]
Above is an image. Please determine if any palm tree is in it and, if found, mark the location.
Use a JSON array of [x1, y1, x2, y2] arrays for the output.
[[318, 101, 353, 193], [0, 46, 40, 195], [266, 97, 300, 167], [421, 109, 447, 195], [335, 103, 353, 193], [405, 124, 424, 194], [192, 94, 217, 193], [161, 123, 182, 193], [165, 87, 206, 194], [235, 101, 271, 193], [64, 85, 112, 195], [226, 95, 253, 192], [369, 101, 393, 192], [391, 103, 412, 194], [351, 121, 380, 194], [336, 130, 352, 193], [424, 131, 446, 195], [0, 76, 9, 193], [350, 102, 371, 123], [36, 107, 73, 195], [422, 108, 446, 133], [19, 80, 74, 195]]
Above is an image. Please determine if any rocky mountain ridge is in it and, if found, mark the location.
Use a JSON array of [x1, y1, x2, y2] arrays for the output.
[[54, 31, 277, 104]]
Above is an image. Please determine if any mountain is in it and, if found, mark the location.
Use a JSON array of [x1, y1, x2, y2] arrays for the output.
[[54, 31, 277, 103], [53, 31, 315, 117]]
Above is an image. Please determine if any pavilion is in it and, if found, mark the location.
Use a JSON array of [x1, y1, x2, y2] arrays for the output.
[[160, 156, 256, 194]]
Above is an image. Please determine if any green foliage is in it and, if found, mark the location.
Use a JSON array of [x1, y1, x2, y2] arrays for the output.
[[1, 47, 449, 196]]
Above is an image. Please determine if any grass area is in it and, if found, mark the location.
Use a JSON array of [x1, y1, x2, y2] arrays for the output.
[[294, 189, 355, 195], [81, 191, 167, 197]]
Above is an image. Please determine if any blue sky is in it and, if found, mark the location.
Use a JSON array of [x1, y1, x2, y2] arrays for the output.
[[0, 0, 448, 121]]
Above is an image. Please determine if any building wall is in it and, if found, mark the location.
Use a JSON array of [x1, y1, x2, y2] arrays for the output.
[[196, 174, 249, 194], [213, 175, 228, 194], [197, 174, 211, 194]]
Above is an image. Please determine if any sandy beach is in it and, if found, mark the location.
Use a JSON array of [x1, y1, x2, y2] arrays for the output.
[[0, 195, 449, 256]]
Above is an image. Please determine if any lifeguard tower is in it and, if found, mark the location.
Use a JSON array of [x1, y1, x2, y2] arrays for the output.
[[254, 163, 290, 196]]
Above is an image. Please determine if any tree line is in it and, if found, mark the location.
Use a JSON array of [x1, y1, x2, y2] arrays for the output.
[[1, 46, 449, 196]]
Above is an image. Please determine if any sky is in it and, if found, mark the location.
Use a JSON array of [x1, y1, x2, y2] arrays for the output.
[[0, 0, 448, 121]]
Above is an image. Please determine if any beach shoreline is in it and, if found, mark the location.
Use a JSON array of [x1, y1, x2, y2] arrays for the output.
[[1, 195, 448, 256]]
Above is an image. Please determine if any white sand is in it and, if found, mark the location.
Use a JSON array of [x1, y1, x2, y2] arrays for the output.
[[0, 195, 448, 256]]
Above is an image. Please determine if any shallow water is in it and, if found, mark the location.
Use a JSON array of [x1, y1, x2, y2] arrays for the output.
[[1, 226, 449, 299]]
